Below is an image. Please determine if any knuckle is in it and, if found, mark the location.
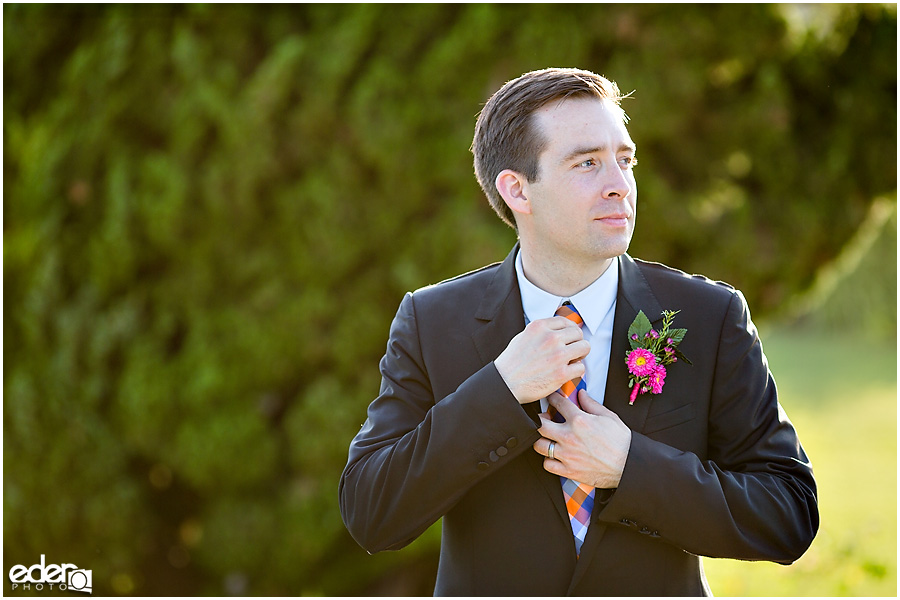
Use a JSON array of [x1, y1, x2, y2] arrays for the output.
[[526, 320, 546, 334], [570, 413, 589, 429], [564, 413, 581, 427]]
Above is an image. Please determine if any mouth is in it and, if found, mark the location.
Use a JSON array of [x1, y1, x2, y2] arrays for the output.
[[595, 214, 631, 227]]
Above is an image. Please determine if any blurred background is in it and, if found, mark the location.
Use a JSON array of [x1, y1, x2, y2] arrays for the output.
[[4, 3, 896, 596]]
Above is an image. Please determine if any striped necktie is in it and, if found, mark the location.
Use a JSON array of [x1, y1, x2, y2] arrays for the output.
[[549, 302, 595, 557]]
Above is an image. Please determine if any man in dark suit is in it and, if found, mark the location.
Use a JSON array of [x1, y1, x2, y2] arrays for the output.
[[339, 67, 818, 596]]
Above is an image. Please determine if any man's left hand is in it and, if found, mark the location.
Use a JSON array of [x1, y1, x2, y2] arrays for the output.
[[534, 389, 632, 489]]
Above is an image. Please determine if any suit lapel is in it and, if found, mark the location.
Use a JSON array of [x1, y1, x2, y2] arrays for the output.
[[603, 254, 664, 431], [471, 244, 572, 529], [471, 245, 524, 367], [569, 255, 664, 588], [470, 244, 546, 429]]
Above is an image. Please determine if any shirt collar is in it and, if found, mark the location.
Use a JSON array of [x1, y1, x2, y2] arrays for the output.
[[515, 250, 619, 335]]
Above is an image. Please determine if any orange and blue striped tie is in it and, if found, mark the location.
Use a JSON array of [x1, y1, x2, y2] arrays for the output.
[[549, 302, 595, 557]]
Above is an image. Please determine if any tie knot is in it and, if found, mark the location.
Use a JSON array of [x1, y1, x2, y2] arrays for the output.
[[555, 302, 584, 328]]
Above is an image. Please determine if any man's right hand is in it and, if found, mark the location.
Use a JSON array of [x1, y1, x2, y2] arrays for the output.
[[494, 316, 591, 405]]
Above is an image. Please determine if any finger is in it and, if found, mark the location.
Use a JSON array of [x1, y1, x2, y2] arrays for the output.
[[537, 409, 564, 439], [560, 357, 586, 383], [546, 315, 585, 330], [544, 320, 585, 346], [577, 389, 622, 420], [547, 391, 581, 420], [576, 388, 605, 415], [564, 339, 591, 362], [532, 437, 554, 458], [542, 456, 567, 478]]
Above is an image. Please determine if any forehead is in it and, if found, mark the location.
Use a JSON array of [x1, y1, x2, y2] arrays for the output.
[[533, 96, 633, 155]]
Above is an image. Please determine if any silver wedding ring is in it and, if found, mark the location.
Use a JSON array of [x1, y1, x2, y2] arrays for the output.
[[548, 441, 556, 460]]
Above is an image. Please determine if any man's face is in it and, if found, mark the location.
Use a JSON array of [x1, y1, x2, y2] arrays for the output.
[[521, 97, 637, 267]]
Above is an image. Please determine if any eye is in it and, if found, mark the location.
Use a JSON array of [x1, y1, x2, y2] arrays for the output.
[[576, 158, 596, 168], [619, 156, 638, 169]]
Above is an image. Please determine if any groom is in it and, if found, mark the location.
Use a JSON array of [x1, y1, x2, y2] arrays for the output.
[[339, 67, 818, 596]]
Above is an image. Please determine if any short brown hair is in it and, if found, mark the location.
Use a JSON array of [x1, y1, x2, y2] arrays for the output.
[[471, 67, 627, 229]]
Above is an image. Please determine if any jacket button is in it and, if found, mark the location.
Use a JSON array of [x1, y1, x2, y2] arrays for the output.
[[639, 527, 651, 535], [506, 437, 518, 449], [477, 462, 489, 471], [489, 451, 499, 462], [496, 446, 508, 457]]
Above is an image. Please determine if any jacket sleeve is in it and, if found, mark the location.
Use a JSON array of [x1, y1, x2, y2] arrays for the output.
[[338, 292, 541, 553], [595, 290, 819, 563]]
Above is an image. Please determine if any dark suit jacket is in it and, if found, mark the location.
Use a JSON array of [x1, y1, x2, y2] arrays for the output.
[[339, 247, 818, 596]]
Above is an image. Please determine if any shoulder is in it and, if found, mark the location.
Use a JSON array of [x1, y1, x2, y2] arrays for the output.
[[629, 256, 756, 339], [631, 256, 739, 305], [400, 259, 507, 319], [413, 260, 503, 297]]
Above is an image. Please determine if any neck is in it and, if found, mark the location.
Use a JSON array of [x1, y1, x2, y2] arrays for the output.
[[519, 245, 614, 297]]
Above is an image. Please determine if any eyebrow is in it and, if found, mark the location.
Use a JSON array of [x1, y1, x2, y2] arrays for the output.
[[560, 142, 637, 165]]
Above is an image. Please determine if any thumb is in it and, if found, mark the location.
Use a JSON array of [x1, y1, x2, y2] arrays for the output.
[[577, 389, 607, 415]]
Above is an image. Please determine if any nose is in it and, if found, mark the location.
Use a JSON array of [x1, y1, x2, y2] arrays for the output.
[[602, 164, 632, 200]]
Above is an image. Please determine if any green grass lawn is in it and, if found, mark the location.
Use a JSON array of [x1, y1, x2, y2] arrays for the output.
[[703, 327, 897, 596]]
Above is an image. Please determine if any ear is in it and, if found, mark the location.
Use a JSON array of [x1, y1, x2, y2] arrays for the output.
[[495, 169, 532, 217]]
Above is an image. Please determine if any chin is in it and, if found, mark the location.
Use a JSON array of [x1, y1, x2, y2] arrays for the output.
[[594, 235, 632, 259]]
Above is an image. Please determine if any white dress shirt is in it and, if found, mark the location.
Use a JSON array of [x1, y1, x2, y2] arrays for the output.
[[514, 250, 619, 412]]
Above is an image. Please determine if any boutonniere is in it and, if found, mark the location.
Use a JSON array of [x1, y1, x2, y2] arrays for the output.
[[625, 310, 692, 405]]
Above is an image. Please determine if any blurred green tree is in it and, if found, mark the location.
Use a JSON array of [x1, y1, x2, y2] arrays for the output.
[[4, 3, 896, 595]]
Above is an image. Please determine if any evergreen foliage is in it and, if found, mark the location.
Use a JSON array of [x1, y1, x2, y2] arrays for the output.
[[4, 4, 896, 595]]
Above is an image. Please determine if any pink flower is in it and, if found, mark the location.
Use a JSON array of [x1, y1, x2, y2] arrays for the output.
[[626, 348, 657, 377], [649, 330, 659, 339], [649, 365, 667, 394]]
